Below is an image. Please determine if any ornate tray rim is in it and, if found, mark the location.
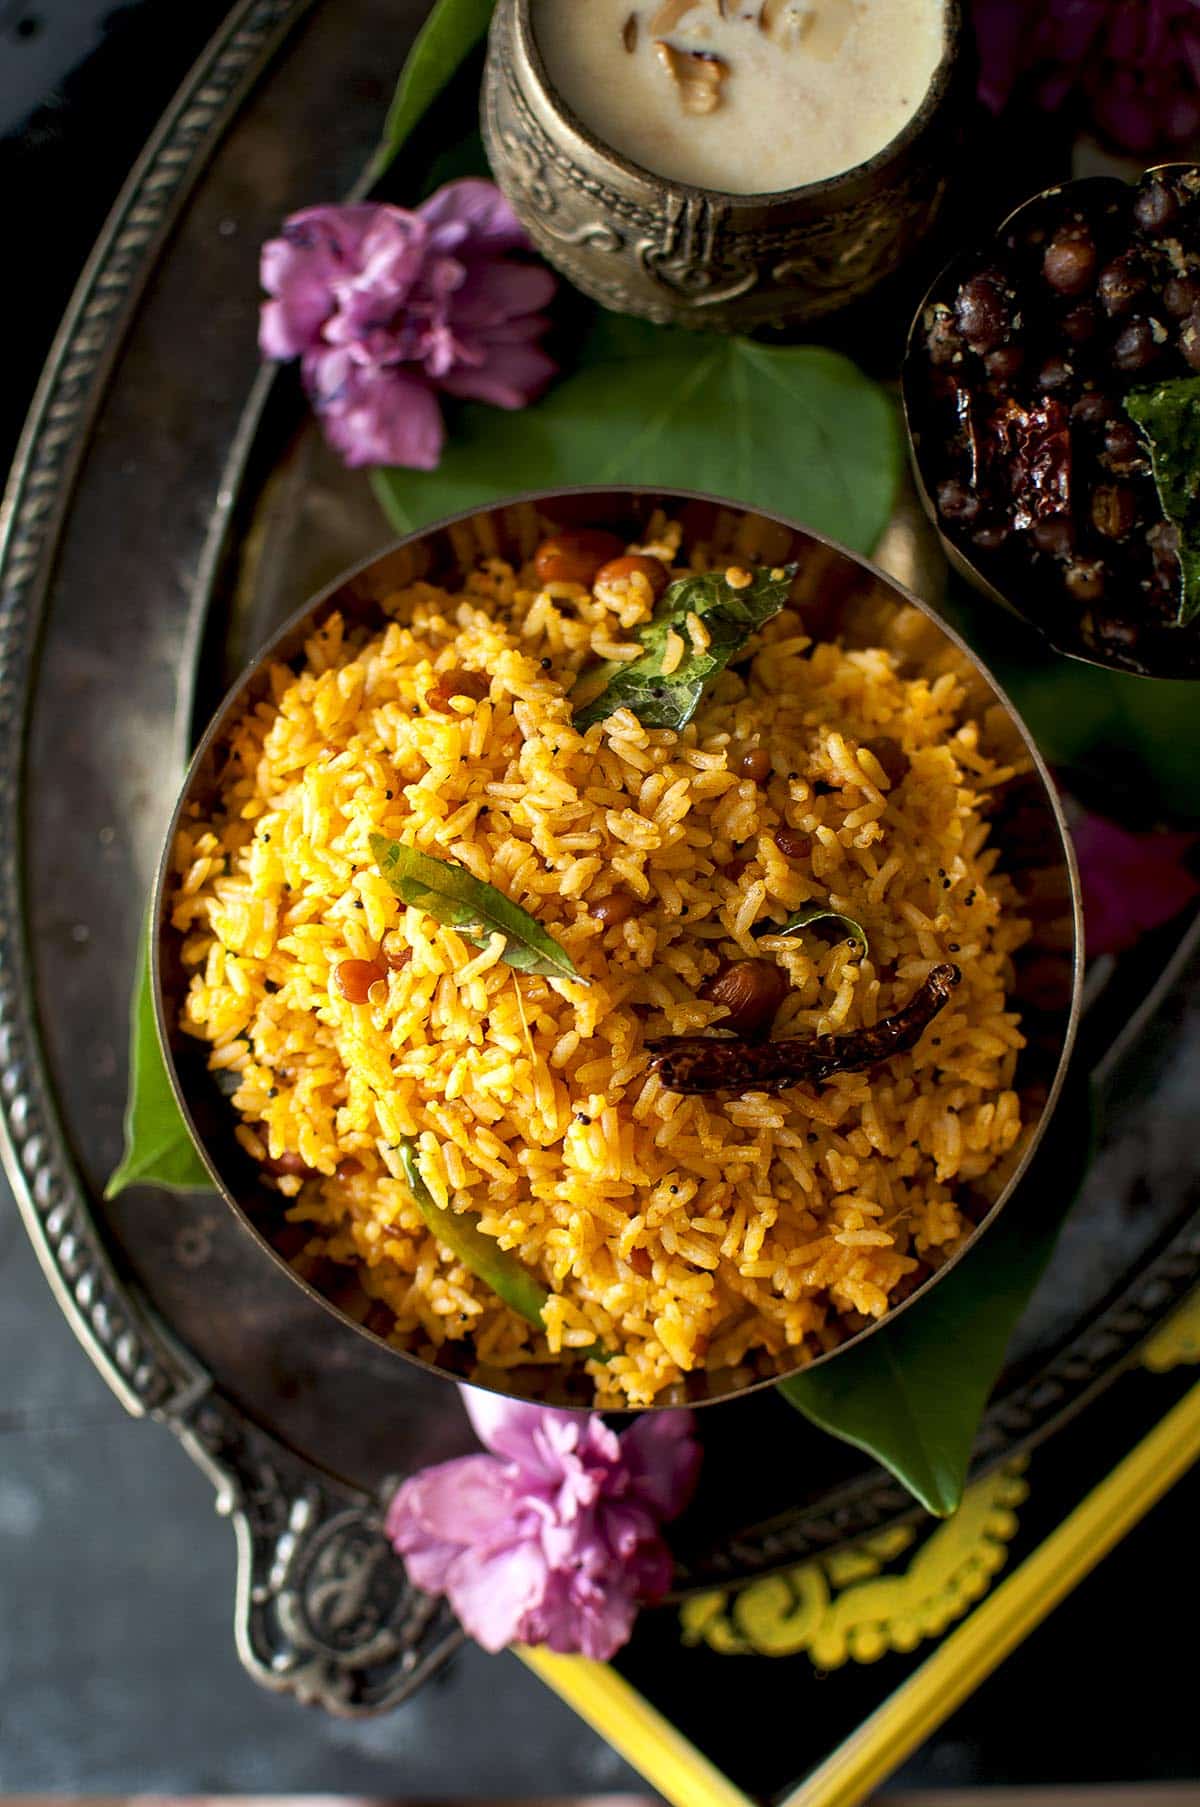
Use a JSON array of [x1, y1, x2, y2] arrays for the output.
[[2, 0, 1199, 1702]]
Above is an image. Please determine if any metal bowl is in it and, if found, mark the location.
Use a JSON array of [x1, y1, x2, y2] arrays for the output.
[[153, 486, 1083, 1409], [481, 0, 968, 333], [903, 163, 1200, 678]]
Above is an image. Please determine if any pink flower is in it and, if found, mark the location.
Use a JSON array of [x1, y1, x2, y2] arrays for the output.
[[1072, 807, 1199, 956], [973, 0, 1200, 153], [259, 181, 556, 470], [386, 1389, 702, 1659]]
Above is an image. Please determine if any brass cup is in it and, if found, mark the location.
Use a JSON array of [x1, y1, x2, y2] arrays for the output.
[[481, 0, 968, 333]]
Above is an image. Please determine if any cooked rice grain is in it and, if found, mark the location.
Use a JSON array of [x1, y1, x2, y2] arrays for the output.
[[170, 527, 1028, 1406]]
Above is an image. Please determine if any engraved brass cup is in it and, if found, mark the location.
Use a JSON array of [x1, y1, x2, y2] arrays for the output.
[[481, 0, 968, 333]]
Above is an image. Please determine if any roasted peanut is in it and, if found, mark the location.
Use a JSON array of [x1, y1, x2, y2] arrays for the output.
[[774, 825, 811, 860], [262, 1150, 318, 1179], [427, 668, 489, 712], [700, 959, 789, 1040], [534, 528, 625, 587], [335, 958, 387, 1004], [593, 553, 671, 599], [733, 745, 771, 784], [590, 891, 636, 927]]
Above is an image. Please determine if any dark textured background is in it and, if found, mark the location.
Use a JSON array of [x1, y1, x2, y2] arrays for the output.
[[0, 2, 1196, 1796]]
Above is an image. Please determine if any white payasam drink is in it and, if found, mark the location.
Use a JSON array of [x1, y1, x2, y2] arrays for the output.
[[533, 0, 946, 196]]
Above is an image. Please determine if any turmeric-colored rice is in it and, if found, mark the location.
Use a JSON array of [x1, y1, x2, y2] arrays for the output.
[[170, 516, 1028, 1406]]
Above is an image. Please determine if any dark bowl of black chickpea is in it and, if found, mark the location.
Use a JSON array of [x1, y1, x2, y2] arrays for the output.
[[903, 163, 1200, 677]]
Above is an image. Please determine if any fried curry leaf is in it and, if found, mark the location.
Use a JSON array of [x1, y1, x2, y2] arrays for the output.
[[752, 902, 869, 957], [573, 564, 798, 732], [106, 917, 211, 1198], [371, 835, 584, 983], [1124, 376, 1200, 627], [780, 1073, 1096, 1517], [398, 1138, 550, 1329]]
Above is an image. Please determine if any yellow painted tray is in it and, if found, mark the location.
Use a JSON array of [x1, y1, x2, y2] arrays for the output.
[[521, 1290, 1200, 1806]]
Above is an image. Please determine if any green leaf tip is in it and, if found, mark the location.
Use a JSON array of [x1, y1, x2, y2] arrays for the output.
[[105, 914, 211, 1199], [753, 903, 869, 958], [371, 835, 585, 982]]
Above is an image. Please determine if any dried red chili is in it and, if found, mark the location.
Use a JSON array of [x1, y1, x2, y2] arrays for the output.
[[647, 964, 961, 1096]]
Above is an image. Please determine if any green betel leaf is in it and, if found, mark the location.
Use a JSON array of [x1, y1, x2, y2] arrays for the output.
[[752, 903, 869, 957], [398, 1138, 549, 1329], [364, 0, 495, 187], [372, 332, 902, 558], [371, 835, 585, 983], [937, 576, 1200, 823], [105, 917, 211, 1198], [779, 1075, 1096, 1517], [1124, 376, 1200, 627], [574, 563, 797, 732]]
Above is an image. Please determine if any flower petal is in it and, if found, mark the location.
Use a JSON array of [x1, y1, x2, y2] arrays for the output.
[[619, 1411, 702, 1519], [438, 342, 558, 410], [1071, 808, 1199, 955], [453, 261, 558, 327], [258, 205, 381, 358], [446, 1538, 550, 1653], [395, 1453, 519, 1538], [460, 1386, 577, 1472], [418, 177, 531, 255], [310, 361, 446, 470]]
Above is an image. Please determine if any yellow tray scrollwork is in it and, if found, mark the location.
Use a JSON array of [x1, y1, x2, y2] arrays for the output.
[[679, 1462, 1028, 1666]]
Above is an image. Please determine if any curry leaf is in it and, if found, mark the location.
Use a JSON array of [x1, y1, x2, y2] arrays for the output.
[[399, 1138, 607, 1359], [364, 0, 495, 188], [372, 331, 902, 557], [105, 918, 211, 1198], [398, 1137, 550, 1329], [780, 1073, 1096, 1516], [371, 835, 584, 983], [574, 564, 797, 732], [1124, 376, 1200, 627], [752, 903, 869, 957]]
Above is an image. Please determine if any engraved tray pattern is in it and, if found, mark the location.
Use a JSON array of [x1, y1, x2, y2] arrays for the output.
[[1, 0, 1197, 1712]]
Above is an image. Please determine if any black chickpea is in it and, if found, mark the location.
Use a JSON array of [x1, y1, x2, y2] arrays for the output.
[[953, 272, 1009, 354], [1062, 303, 1099, 345], [1038, 356, 1074, 392], [1111, 318, 1159, 373], [1180, 313, 1200, 371], [915, 164, 1200, 660], [1071, 390, 1112, 429], [1098, 255, 1145, 318], [1043, 226, 1097, 296], [935, 479, 980, 523], [1134, 182, 1178, 234], [1092, 485, 1137, 539], [1164, 275, 1200, 317]]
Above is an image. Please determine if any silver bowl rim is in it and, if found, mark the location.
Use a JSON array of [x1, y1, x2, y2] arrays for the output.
[[504, 0, 964, 211], [152, 482, 1085, 1412]]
